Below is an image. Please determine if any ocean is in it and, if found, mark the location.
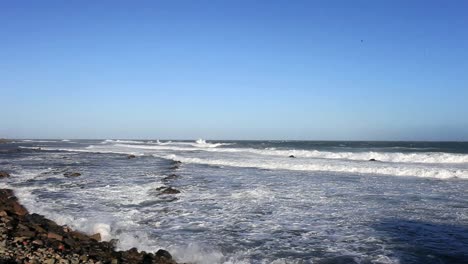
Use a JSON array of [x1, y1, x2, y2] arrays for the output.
[[1, 139, 467, 263]]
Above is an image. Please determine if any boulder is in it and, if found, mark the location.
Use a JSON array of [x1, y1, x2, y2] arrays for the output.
[[63, 172, 81, 177], [156, 249, 172, 260], [0, 171, 10, 178], [47, 232, 63, 241], [162, 174, 179, 181], [159, 187, 181, 195], [127, 155, 136, 159], [90, 233, 101, 241], [289, 155, 295, 158], [369, 158, 377, 162]]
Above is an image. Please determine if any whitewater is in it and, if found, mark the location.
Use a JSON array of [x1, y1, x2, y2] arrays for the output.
[[1, 139, 467, 263]]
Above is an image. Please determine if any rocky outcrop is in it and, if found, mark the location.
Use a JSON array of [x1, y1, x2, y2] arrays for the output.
[[63, 172, 81, 177], [0, 189, 177, 264], [0, 139, 11, 144], [369, 158, 377, 162], [289, 155, 295, 158], [156, 187, 181, 195], [162, 174, 179, 182], [0, 171, 10, 178], [127, 155, 136, 159]]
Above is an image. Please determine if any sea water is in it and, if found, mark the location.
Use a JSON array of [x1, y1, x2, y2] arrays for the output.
[[0, 140, 467, 263]]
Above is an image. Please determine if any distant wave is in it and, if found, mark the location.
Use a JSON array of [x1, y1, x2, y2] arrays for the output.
[[102, 139, 146, 144], [106, 143, 468, 164], [23, 144, 468, 179], [159, 155, 468, 179], [21, 140, 59, 143]]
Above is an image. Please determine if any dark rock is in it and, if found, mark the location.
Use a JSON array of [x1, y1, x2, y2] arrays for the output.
[[289, 155, 295, 158], [127, 155, 136, 159], [369, 158, 377, 162], [159, 187, 181, 195], [0, 171, 10, 178], [63, 172, 81, 177], [162, 174, 179, 181], [156, 249, 172, 260], [15, 229, 36, 238], [0, 138, 11, 144]]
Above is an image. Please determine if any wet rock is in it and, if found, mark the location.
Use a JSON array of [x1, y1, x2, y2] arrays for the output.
[[127, 155, 136, 159], [156, 249, 172, 260], [369, 158, 377, 162], [158, 187, 181, 195], [289, 155, 295, 158], [63, 172, 81, 177], [162, 174, 179, 181], [0, 171, 10, 178], [0, 139, 10, 144], [90, 233, 101, 242]]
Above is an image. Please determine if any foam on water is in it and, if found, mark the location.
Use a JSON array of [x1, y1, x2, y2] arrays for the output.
[[159, 155, 467, 179], [4, 140, 468, 263], [104, 141, 468, 164]]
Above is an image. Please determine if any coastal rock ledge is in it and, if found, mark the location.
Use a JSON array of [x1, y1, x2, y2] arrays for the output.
[[0, 189, 177, 264]]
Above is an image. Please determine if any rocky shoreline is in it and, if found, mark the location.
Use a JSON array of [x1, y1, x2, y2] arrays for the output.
[[0, 189, 177, 264]]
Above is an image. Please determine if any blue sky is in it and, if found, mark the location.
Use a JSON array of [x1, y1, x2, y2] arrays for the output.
[[1, 1, 467, 140]]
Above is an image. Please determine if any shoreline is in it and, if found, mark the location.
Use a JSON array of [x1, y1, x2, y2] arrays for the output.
[[0, 189, 177, 264]]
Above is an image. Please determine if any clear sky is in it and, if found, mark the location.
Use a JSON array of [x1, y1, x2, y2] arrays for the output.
[[1, 1, 467, 140]]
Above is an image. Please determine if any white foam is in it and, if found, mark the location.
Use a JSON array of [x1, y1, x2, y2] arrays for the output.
[[24, 144, 468, 179], [159, 155, 468, 179], [100, 142, 468, 164]]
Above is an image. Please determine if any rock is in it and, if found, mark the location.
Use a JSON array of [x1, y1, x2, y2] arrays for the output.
[[0, 138, 10, 144], [289, 155, 295, 158], [15, 229, 36, 238], [159, 187, 181, 195], [0, 171, 10, 178], [47, 232, 63, 241], [162, 174, 179, 181], [369, 158, 377, 162], [32, 239, 44, 246], [63, 172, 81, 177], [156, 249, 172, 260], [127, 155, 136, 159], [63, 237, 77, 247], [90, 233, 101, 242], [13, 201, 28, 216], [0, 211, 8, 217], [44, 259, 56, 264]]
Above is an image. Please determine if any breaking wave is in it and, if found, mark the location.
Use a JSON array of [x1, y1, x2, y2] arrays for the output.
[[159, 155, 468, 179]]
